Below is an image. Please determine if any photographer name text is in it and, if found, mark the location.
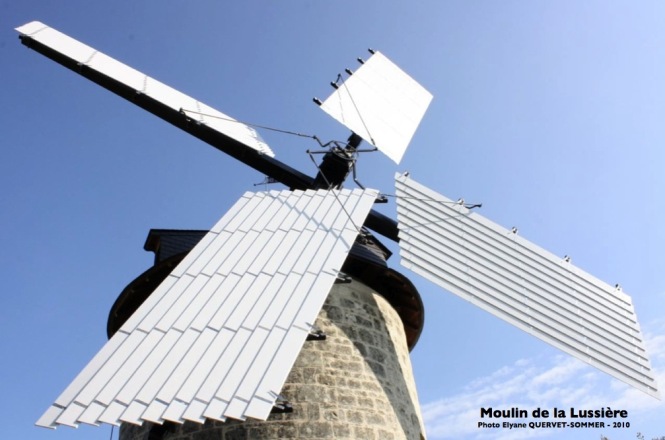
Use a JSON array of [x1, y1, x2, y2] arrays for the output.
[[477, 407, 630, 430]]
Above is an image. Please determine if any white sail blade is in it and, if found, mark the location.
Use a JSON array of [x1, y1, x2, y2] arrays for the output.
[[319, 51, 432, 164], [15, 21, 274, 157], [395, 173, 659, 399], [37, 188, 378, 429]]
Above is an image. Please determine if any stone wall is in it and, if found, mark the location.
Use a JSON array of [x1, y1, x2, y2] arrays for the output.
[[120, 278, 425, 440]]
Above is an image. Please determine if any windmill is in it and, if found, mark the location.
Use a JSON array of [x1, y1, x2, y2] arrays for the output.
[[16, 20, 659, 439]]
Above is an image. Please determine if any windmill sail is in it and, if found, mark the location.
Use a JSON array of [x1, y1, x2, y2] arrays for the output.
[[395, 173, 659, 399], [318, 51, 433, 164], [16, 21, 274, 158], [16, 21, 403, 240], [37, 188, 378, 428]]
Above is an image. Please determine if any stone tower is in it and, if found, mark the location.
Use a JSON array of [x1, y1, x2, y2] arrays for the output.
[[110, 230, 426, 440]]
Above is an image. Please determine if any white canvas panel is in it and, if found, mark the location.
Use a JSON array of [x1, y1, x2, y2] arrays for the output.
[[37, 188, 377, 429], [319, 51, 432, 164], [15, 21, 274, 158], [394, 173, 660, 398]]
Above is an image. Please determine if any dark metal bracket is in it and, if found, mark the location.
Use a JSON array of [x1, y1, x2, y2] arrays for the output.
[[271, 395, 293, 414], [306, 328, 327, 341], [334, 272, 352, 284]]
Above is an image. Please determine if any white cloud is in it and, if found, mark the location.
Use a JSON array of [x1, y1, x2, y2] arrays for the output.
[[421, 319, 665, 440]]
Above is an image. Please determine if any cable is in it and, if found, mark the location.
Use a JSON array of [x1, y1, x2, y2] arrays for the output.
[[307, 152, 366, 237], [340, 76, 375, 145], [179, 109, 318, 140]]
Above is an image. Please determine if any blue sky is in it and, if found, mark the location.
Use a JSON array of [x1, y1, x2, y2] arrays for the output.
[[2, 2, 664, 439]]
